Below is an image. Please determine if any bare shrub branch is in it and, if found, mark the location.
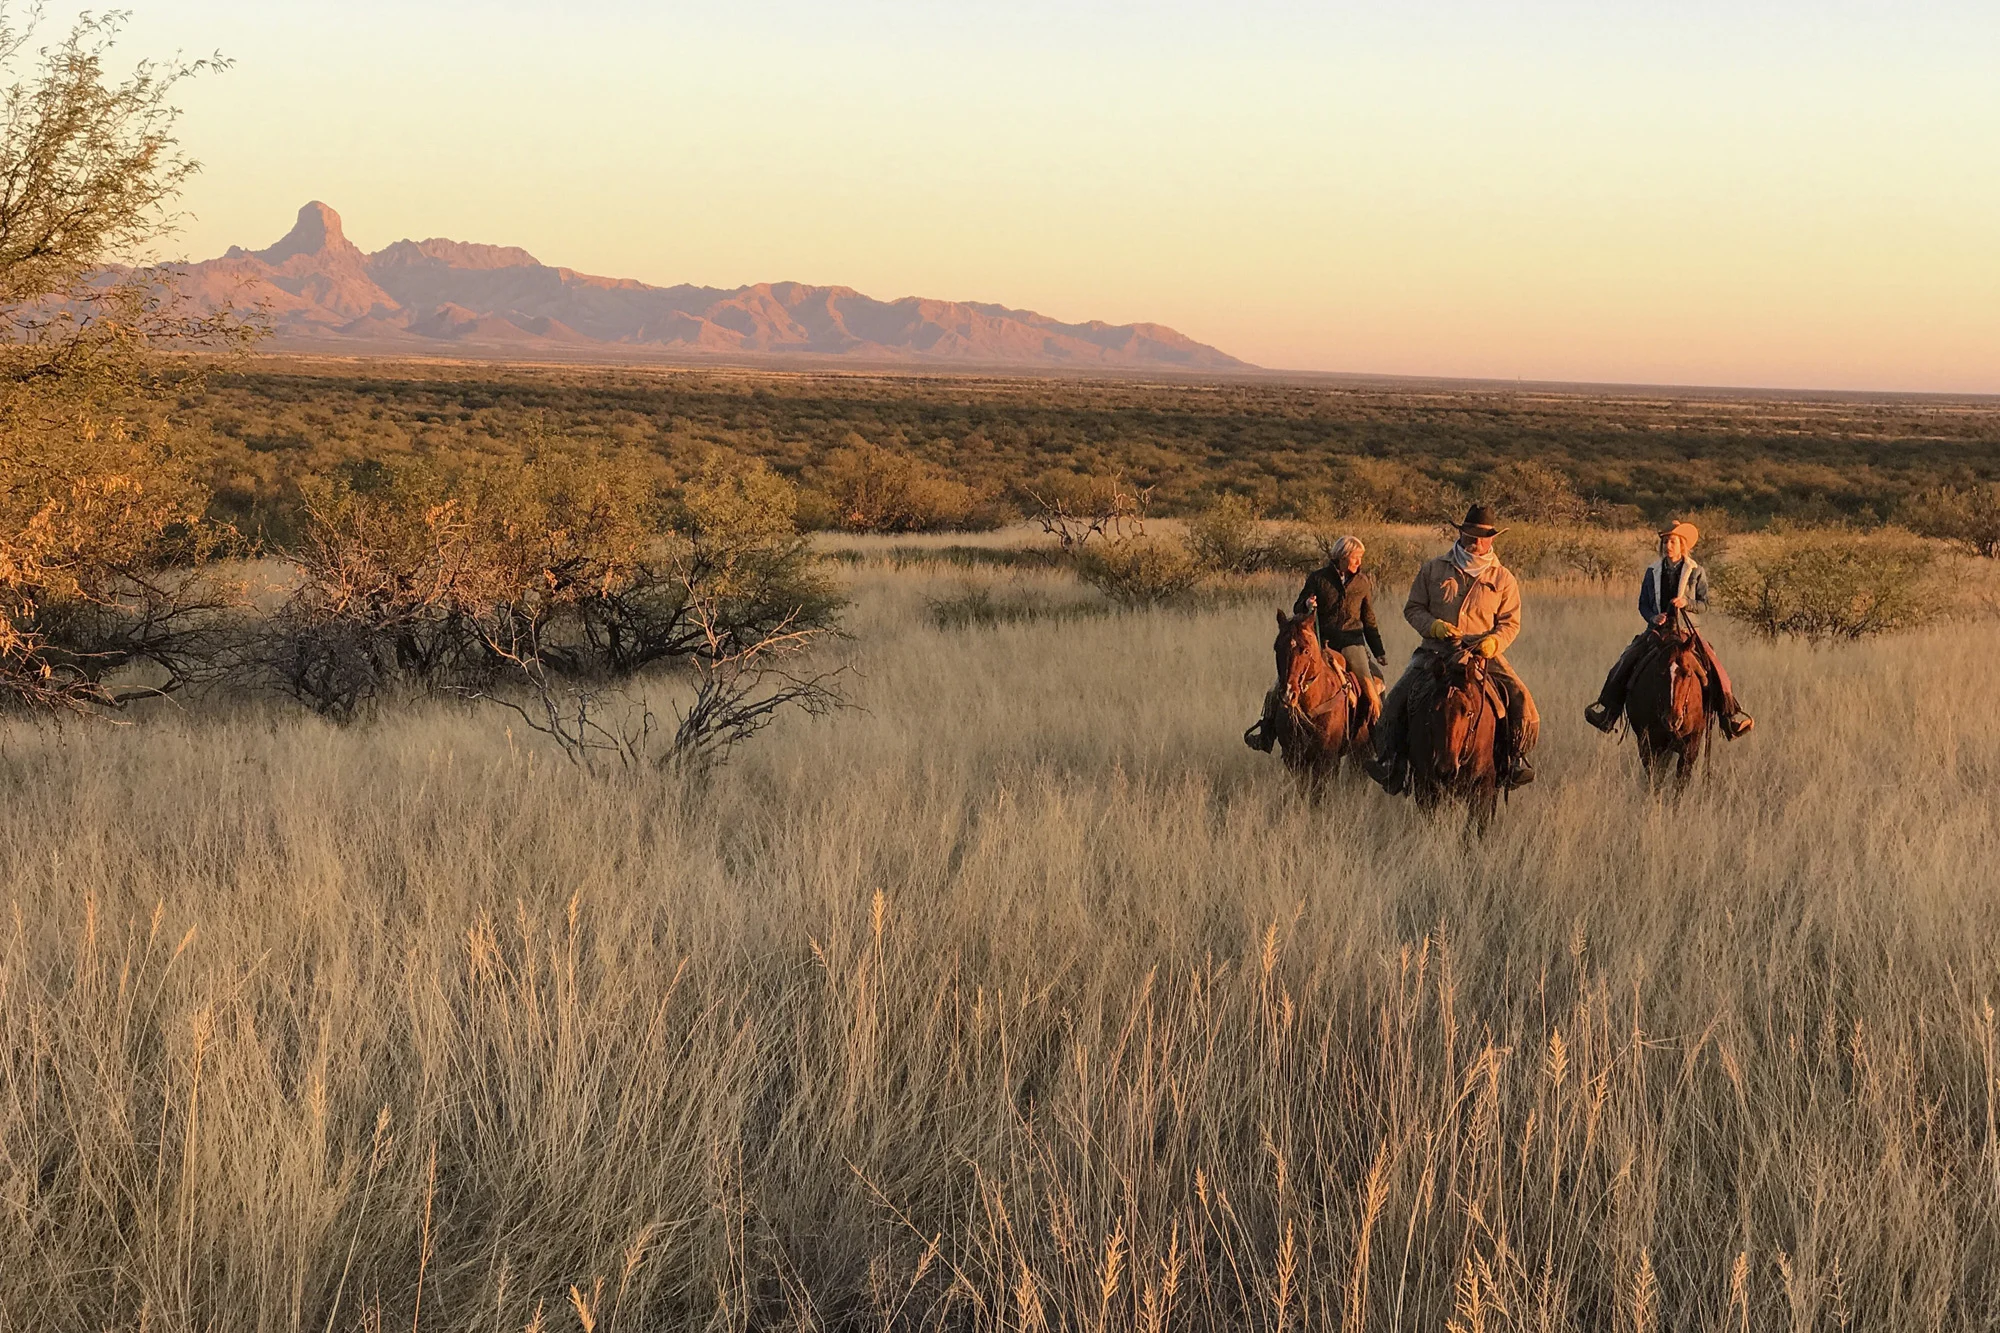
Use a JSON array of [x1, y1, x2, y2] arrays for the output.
[[1020, 472, 1150, 553]]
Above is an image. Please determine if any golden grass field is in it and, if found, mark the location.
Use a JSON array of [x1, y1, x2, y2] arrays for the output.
[[5, 538, 2000, 1331]]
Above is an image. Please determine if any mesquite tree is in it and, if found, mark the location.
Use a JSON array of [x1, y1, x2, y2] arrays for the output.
[[0, 7, 247, 713], [268, 450, 846, 771]]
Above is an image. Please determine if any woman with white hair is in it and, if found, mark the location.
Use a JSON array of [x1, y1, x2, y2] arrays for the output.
[[1245, 534, 1387, 752], [1585, 520, 1753, 738]]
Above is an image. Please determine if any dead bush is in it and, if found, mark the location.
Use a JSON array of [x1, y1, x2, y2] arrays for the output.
[[1020, 470, 1150, 552], [1257, 525, 1323, 573]]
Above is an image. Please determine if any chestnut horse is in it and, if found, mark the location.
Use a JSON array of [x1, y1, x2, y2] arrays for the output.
[[1405, 643, 1503, 828], [1268, 598, 1370, 789], [1625, 615, 1713, 793]]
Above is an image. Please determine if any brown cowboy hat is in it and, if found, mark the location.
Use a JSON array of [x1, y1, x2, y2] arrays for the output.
[[1658, 520, 1700, 550], [1455, 503, 1506, 538]]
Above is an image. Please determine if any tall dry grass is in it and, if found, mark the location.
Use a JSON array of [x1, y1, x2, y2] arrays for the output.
[[3, 551, 1998, 1331]]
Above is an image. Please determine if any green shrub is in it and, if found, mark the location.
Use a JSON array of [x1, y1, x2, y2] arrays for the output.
[[1074, 538, 1202, 606], [1301, 523, 1432, 591], [1183, 495, 1262, 574], [1184, 497, 1320, 575], [807, 436, 995, 533], [1306, 459, 1464, 526], [1713, 532, 1943, 641], [1550, 532, 1632, 581], [1257, 525, 1323, 573], [1495, 525, 1560, 578], [1492, 525, 1642, 582], [1899, 482, 2000, 558], [1485, 459, 1590, 525]]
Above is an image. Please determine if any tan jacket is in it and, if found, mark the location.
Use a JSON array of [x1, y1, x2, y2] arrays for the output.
[[1403, 552, 1522, 655]]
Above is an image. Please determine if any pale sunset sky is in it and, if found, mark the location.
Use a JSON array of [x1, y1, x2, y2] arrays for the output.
[[83, 1, 2000, 391]]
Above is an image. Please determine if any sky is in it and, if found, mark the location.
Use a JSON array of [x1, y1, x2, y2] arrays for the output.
[[58, 1, 2000, 391]]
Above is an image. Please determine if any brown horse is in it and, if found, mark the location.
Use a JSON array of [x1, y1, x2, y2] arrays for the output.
[[1268, 598, 1370, 789], [1625, 616, 1712, 793], [1405, 643, 1503, 828]]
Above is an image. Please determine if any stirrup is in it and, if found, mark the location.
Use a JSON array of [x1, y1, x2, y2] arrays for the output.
[[1583, 701, 1615, 734], [1244, 720, 1275, 752], [1722, 712, 1754, 739]]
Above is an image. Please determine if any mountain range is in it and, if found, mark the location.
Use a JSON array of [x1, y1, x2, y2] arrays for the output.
[[165, 202, 1249, 370]]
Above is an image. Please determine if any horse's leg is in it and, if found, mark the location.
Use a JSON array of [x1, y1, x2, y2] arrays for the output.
[[1637, 731, 1668, 796], [1318, 701, 1349, 787], [1281, 716, 1310, 774], [1470, 785, 1499, 836], [1680, 716, 1712, 788], [1673, 725, 1704, 795]]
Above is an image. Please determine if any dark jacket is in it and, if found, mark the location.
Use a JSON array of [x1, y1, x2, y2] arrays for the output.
[[1295, 563, 1386, 659], [1639, 557, 1710, 624]]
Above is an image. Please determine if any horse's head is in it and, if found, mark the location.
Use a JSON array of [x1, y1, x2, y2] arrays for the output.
[[1646, 616, 1708, 738], [1432, 646, 1492, 781], [1274, 598, 1325, 709]]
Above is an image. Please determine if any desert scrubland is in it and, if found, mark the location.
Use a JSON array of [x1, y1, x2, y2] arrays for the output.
[[6, 549, 1999, 1331], [189, 359, 2000, 538]]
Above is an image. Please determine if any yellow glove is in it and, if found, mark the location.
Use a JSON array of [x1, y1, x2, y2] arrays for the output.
[[1476, 637, 1500, 659], [1427, 619, 1459, 640]]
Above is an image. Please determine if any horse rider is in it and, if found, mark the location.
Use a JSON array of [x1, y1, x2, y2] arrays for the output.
[[1584, 520, 1754, 738], [1364, 504, 1539, 792], [1244, 535, 1387, 752]]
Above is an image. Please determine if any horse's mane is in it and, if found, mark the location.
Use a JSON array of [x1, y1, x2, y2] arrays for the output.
[[1414, 648, 1503, 714], [1645, 623, 1710, 689]]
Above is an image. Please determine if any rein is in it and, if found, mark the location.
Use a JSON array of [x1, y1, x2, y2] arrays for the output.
[[1446, 653, 1490, 776]]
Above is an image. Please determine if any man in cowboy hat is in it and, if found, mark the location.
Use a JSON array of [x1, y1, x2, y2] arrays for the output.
[[1584, 519, 1754, 737], [1365, 503, 1540, 792]]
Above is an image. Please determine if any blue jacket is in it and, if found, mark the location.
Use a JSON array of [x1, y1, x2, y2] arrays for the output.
[[1639, 557, 1709, 624]]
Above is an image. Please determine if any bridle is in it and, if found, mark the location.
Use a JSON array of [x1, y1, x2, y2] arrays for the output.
[[1663, 611, 1711, 740], [1437, 645, 1492, 781], [1281, 637, 1341, 722], [1278, 611, 1346, 729]]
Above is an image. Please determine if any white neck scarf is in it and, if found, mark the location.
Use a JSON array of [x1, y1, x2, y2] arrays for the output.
[[1449, 542, 1497, 581]]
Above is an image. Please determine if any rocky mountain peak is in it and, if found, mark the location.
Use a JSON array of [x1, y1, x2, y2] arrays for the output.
[[256, 201, 361, 265]]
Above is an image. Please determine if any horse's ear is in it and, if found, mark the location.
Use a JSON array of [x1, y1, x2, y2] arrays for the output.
[[1275, 610, 1287, 626]]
